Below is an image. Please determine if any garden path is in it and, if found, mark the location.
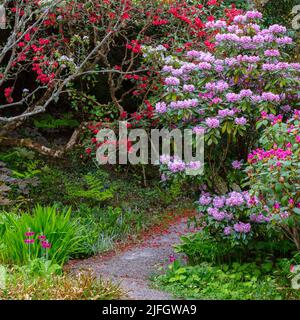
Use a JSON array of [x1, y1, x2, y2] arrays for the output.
[[70, 214, 197, 300]]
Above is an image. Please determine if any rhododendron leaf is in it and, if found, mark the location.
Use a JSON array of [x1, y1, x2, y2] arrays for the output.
[[293, 208, 300, 215], [275, 183, 283, 193]]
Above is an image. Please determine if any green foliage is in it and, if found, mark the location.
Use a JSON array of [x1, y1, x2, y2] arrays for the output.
[[13, 258, 62, 278], [175, 230, 295, 266], [65, 173, 114, 203], [33, 113, 79, 129], [175, 232, 236, 265], [0, 205, 84, 266], [75, 205, 144, 255], [0, 148, 36, 162], [69, 90, 119, 121], [154, 260, 283, 300], [254, 0, 299, 27], [0, 150, 41, 205]]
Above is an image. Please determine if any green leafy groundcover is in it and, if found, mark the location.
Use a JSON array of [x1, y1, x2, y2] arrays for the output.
[[153, 260, 300, 300]]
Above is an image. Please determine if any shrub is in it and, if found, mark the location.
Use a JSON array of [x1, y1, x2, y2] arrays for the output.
[[189, 112, 300, 257], [0, 205, 84, 265], [175, 229, 294, 265], [153, 10, 299, 188], [246, 111, 300, 252], [174, 231, 236, 264]]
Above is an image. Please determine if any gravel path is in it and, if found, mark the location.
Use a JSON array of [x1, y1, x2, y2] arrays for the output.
[[71, 216, 197, 300]]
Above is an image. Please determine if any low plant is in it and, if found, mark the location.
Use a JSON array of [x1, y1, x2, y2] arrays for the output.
[[65, 174, 114, 204], [175, 230, 294, 265], [0, 268, 123, 300], [154, 260, 293, 300], [0, 205, 84, 266], [76, 205, 143, 255]]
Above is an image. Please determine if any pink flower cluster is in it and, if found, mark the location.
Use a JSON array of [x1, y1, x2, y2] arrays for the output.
[[215, 14, 292, 49], [165, 76, 180, 86], [198, 191, 264, 237], [205, 80, 229, 93], [233, 222, 251, 234], [248, 148, 292, 164], [155, 99, 199, 113], [160, 155, 202, 174], [24, 231, 51, 249], [262, 62, 300, 72]]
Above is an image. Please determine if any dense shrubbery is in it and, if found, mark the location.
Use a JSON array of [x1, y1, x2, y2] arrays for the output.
[[154, 10, 299, 188], [150, 6, 300, 300], [1, 1, 300, 300], [254, 0, 299, 27]]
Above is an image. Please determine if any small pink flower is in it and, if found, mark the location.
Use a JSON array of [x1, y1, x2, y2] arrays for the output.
[[25, 232, 35, 237], [41, 241, 51, 249], [232, 160, 243, 170], [274, 202, 280, 209], [24, 239, 35, 244], [169, 254, 176, 263], [290, 265, 295, 273], [38, 235, 46, 240]]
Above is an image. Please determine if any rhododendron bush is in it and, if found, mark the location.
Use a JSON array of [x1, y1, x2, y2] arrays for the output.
[[152, 10, 300, 252], [246, 111, 300, 251], [197, 111, 300, 252], [154, 10, 300, 189]]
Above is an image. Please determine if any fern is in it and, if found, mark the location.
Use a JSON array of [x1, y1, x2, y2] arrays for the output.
[[33, 114, 79, 129], [0, 148, 35, 162], [65, 174, 113, 202]]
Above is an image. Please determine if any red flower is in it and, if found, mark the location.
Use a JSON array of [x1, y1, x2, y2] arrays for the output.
[[207, 0, 218, 6], [24, 33, 31, 41], [85, 148, 92, 155], [120, 111, 127, 119], [4, 87, 13, 98], [121, 13, 130, 20], [4, 87, 13, 103]]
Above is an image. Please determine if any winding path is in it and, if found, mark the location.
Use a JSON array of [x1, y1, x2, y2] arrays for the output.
[[70, 215, 198, 300]]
